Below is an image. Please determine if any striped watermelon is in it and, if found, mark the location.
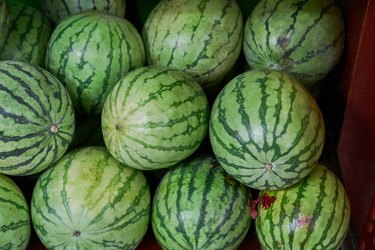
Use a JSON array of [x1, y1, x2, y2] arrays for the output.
[[0, 0, 9, 47], [0, 60, 75, 176], [0, 173, 31, 249], [0, 2, 52, 67], [209, 69, 325, 190], [101, 66, 209, 170], [255, 163, 351, 249], [243, 0, 345, 88], [45, 11, 145, 115], [41, 0, 126, 25], [31, 146, 151, 249], [142, 0, 243, 88], [152, 155, 251, 250]]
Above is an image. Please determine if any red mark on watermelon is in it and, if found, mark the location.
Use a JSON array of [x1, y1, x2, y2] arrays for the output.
[[249, 193, 276, 219], [292, 214, 316, 230]]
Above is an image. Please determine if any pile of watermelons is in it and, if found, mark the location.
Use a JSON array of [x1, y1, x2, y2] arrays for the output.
[[0, 0, 352, 249]]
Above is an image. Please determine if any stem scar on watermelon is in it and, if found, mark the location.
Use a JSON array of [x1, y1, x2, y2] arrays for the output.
[[73, 230, 81, 237], [265, 163, 273, 171], [250, 192, 276, 219], [49, 124, 58, 134]]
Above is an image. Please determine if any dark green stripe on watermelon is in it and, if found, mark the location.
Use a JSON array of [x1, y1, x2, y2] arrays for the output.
[[46, 11, 145, 115], [255, 163, 351, 249], [243, 0, 345, 88], [31, 146, 150, 249], [209, 69, 325, 190], [0, 61, 75, 176], [0, 0, 9, 47], [102, 66, 209, 170], [41, 0, 126, 25], [0, 173, 31, 249], [152, 155, 251, 250], [0, 2, 52, 67]]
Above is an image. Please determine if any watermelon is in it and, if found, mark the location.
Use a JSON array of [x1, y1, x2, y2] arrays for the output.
[[243, 0, 345, 88], [142, 0, 243, 88], [31, 146, 151, 249], [41, 0, 126, 25], [152, 155, 251, 250], [0, 173, 31, 250], [0, 60, 75, 176], [0, 2, 52, 67], [45, 11, 145, 115], [0, 0, 9, 47], [255, 163, 351, 249], [101, 66, 209, 170], [209, 69, 325, 190]]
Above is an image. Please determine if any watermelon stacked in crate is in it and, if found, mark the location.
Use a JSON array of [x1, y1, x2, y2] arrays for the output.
[[0, 0, 352, 249]]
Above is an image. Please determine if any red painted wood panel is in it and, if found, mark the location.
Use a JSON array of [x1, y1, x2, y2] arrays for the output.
[[337, 0, 375, 240]]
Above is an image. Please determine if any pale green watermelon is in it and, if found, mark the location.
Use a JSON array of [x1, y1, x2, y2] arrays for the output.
[[31, 146, 151, 249]]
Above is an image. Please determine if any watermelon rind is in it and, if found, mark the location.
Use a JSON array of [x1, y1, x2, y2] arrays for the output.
[[209, 68, 325, 190], [45, 11, 145, 115], [142, 0, 244, 88], [0, 2, 52, 67], [31, 146, 151, 250], [0, 0, 9, 47], [102, 66, 209, 170], [255, 163, 351, 250], [0, 60, 75, 176], [152, 155, 251, 250], [243, 0, 345, 88], [41, 0, 126, 25], [0, 173, 31, 250]]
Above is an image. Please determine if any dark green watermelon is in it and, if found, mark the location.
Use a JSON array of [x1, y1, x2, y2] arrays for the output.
[[209, 69, 325, 190], [0, 2, 52, 67], [152, 155, 251, 249], [0, 60, 75, 176]]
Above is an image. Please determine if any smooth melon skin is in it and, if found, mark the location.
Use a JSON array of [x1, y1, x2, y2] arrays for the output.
[[0, 173, 31, 250], [0, 2, 52, 67], [101, 66, 209, 171], [142, 0, 243, 89], [41, 0, 126, 25], [0, 0, 9, 47], [243, 0, 345, 89], [209, 68, 325, 190], [152, 155, 251, 250], [255, 163, 351, 250], [31, 146, 151, 250]]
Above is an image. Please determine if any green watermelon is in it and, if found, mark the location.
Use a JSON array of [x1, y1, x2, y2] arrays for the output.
[[243, 0, 345, 88], [0, 2, 52, 67], [0, 60, 75, 176], [41, 0, 126, 25], [101, 66, 209, 170], [45, 11, 145, 115], [152, 155, 251, 250], [142, 0, 243, 88], [31, 146, 151, 249], [0, 0, 9, 47], [0, 173, 31, 249], [209, 69, 325, 190], [255, 163, 351, 249]]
